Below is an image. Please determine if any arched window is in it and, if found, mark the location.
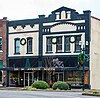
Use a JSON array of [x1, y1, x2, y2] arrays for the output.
[[14, 38, 20, 54], [27, 37, 33, 53]]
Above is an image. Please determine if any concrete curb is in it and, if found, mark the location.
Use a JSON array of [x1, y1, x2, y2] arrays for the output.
[[82, 93, 100, 97], [0, 87, 24, 90], [0, 87, 83, 92]]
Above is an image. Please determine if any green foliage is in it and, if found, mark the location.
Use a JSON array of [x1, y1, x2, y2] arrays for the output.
[[24, 86, 37, 91], [78, 53, 84, 64], [93, 90, 99, 94], [52, 81, 69, 90], [67, 83, 71, 90], [31, 80, 49, 89]]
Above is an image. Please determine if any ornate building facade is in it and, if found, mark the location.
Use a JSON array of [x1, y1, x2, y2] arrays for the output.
[[6, 6, 98, 89]]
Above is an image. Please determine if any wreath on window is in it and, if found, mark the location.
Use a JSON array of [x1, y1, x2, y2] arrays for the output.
[[69, 36, 76, 43], [20, 38, 26, 45], [52, 37, 57, 44]]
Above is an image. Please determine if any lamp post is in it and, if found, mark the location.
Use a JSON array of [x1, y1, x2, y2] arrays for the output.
[[81, 45, 85, 91], [79, 40, 86, 91]]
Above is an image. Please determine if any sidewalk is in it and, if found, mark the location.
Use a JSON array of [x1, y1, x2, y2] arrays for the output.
[[0, 87, 24, 90], [0, 86, 88, 92]]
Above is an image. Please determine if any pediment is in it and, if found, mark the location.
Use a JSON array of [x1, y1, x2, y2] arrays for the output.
[[52, 6, 75, 13]]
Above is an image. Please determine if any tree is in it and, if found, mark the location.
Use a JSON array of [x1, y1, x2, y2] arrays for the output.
[[78, 53, 84, 65]]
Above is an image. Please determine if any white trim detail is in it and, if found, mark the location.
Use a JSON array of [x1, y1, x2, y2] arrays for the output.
[[51, 24, 76, 32]]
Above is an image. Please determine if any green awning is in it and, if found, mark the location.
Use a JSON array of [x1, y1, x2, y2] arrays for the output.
[[0, 60, 3, 68]]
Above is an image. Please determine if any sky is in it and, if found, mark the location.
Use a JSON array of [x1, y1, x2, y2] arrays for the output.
[[0, 0, 100, 20]]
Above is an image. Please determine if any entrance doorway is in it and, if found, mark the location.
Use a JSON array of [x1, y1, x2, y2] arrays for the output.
[[24, 72, 33, 86], [55, 72, 64, 81]]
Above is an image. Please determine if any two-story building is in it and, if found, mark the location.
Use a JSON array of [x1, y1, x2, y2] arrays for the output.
[[7, 6, 99, 89]]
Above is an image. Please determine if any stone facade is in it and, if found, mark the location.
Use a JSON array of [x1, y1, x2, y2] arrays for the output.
[[90, 16, 100, 89]]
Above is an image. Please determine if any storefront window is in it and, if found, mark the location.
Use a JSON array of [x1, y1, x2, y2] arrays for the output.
[[66, 71, 82, 85]]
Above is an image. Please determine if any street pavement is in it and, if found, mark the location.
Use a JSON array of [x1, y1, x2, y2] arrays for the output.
[[0, 90, 99, 98]]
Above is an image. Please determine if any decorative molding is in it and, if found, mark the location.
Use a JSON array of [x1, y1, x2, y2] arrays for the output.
[[51, 23, 76, 32]]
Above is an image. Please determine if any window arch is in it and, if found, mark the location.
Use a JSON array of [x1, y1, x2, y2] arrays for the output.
[[27, 37, 33, 54]]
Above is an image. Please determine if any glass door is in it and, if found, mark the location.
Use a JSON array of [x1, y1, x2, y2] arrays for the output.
[[29, 73, 33, 86], [55, 72, 64, 81], [25, 73, 28, 86], [24, 72, 33, 86], [59, 73, 64, 81]]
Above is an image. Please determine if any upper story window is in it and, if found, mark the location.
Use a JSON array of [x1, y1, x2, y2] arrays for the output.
[[64, 36, 70, 52], [66, 11, 71, 19], [46, 37, 52, 52], [56, 37, 62, 52], [0, 38, 2, 51], [14, 38, 20, 54], [27, 37, 33, 54], [75, 36, 81, 52], [56, 11, 71, 20]]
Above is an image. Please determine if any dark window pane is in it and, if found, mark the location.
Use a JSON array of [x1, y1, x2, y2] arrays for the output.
[[75, 36, 81, 52], [56, 37, 62, 52], [64, 36, 70, 52], [27, 38, 32, 53], [47, 37, 52, 52], [15, 39, 20, 53], [0, 38, 2, 51]]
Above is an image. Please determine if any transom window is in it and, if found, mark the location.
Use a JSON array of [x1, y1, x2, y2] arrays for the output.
[[56, 37, 62, 52], [27, 37, 33, 53], [15, 38, 20, 54], [46, 37, 52, 52]]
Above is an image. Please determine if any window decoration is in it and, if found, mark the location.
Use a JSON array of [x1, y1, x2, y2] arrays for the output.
[[20, 38, 26, 45], [69, 36, 76, 43], [52, 37, 57, 44]]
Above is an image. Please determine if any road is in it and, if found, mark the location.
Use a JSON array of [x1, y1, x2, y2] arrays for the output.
[[0, 90, 99, 98]]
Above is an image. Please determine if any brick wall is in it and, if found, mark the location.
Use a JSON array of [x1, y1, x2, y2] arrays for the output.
[[0, 17, 7, 85]]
